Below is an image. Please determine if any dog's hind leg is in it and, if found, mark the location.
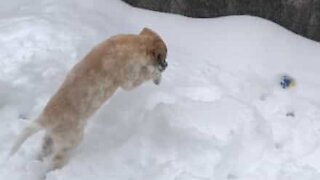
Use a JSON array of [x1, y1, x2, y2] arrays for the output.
[[38, 133, 54, 161], [49, 128, 84, 170]]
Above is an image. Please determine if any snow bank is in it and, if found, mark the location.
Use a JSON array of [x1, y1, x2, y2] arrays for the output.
[[1, 0, 320, 179]]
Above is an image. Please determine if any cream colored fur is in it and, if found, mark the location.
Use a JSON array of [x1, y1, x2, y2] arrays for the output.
[[9, 27, 168, 170]]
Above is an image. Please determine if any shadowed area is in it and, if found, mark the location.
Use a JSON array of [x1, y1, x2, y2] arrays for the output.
[[122, 0, 320, 42]]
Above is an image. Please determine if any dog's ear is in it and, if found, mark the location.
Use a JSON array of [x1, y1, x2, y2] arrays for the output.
[[139, 27, 156, 37]]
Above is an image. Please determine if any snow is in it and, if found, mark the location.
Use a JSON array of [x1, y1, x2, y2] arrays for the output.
[[1, 0, 320, 179]]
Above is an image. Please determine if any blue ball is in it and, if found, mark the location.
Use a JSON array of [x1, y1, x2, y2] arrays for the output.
[[280, 75, 295, 89]]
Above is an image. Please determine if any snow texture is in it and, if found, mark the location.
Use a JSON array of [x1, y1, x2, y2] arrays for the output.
[[1, 0, 320, 179]]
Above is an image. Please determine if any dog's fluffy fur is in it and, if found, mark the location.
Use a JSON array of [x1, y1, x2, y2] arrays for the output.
[[9, 28, 167, 170]]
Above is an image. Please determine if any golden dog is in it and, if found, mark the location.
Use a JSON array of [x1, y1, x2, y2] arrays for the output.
[[9, 27, 168, 170]]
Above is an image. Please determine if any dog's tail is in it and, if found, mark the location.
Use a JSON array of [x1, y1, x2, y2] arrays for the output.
[[9, 121, 42, 157]]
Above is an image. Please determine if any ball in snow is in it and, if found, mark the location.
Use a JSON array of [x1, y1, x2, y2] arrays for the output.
[[280, 75, 296, 89]]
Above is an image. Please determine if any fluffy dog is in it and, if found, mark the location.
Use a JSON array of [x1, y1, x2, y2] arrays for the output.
[[9, 27, 168, 170]]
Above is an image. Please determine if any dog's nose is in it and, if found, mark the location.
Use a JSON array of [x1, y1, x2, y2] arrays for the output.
[[162, 61, 168, 68], [159, 61, 167, 71]]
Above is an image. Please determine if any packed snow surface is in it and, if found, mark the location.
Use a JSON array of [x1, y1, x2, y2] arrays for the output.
[[1, 0, 320, 179]]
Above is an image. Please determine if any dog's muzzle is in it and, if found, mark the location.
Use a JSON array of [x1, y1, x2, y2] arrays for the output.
[[159, 61, 168, 72], [153, 61, 167, 85]]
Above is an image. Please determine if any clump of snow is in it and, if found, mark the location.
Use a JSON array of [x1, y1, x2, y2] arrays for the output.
[[1, 0, 320, 179]]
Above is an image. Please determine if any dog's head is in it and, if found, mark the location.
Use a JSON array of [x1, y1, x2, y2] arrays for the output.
[[140, 27, 168, 85], [121, 28, 168, 90]]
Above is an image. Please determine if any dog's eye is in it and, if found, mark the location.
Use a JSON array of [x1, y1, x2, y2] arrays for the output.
[[157, 54, 162, 61], [157, 54, 165, 65]]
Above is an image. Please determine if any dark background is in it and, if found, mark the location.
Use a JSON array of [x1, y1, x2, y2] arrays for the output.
[[122, 0, 320, 42]]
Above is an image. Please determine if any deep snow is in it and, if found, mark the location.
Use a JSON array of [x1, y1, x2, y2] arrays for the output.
[[1, 0, 320, 179]]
